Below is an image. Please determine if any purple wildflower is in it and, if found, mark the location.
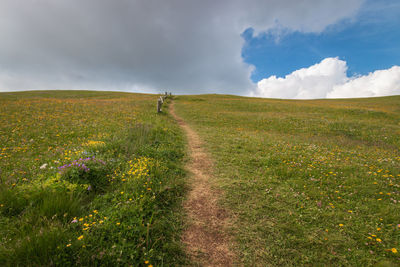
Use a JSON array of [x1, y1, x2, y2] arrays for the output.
[[58, 156, 102, 174]]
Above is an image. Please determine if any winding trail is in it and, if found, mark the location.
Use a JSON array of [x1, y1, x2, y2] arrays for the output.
[[169, 102, 235, 266]]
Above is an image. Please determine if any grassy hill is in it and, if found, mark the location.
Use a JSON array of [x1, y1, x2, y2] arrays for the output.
[[174, 94, 400, 266], [0, 91, 186, 266], [1, 91, 399, 266]]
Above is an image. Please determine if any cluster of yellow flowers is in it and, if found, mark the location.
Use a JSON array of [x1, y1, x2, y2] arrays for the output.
[[109, 157, 154, 183], [126, 157, 153, 179], [67, 210, 109, 248], [0, 147, 9, 160], [62, 149, 84, 161], [82, 140, 106, 147]]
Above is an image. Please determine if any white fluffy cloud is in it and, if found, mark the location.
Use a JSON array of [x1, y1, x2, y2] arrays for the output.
[[328, 65, 400, 98], [0, 0, 363, 94], [252, 57, 400, 99]]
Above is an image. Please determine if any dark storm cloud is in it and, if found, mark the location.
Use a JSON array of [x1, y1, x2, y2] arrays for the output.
[[0, 0, 363, 94]]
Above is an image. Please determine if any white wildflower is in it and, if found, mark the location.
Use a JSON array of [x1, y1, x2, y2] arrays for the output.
[[40, 163, 48, 169]]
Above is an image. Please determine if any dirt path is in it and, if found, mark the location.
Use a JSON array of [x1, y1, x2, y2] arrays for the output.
[[169, 102, 235, 266]]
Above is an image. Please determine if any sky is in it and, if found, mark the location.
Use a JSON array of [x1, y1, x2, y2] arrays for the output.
[[0, 0, 399, 99]]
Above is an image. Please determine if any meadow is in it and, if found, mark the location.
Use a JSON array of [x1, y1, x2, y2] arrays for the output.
[[174, 95, 400, 266], [0, 91, 186, 266], [1, 90, 399, 266]]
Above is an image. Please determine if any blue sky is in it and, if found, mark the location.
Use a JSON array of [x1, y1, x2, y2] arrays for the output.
[[242, 0, 400, 82]]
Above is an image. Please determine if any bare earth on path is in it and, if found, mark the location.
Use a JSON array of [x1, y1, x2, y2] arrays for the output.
[[169, 102, 236, 267]]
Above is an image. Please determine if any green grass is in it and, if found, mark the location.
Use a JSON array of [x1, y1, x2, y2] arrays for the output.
[[174, 94, 400, 266], [0, 91, 186, 266], [2, 91, 399, 266]]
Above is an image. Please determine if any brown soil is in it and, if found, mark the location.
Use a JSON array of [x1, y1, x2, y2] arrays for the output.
[[169, 102, 236, 267]]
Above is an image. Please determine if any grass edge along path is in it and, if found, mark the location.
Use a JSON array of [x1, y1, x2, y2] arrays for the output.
[[173, 94, 400, 266], [169, 101, 236, 266]]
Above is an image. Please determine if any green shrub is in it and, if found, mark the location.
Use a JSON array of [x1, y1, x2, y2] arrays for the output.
[[59, 156, 113, 192]]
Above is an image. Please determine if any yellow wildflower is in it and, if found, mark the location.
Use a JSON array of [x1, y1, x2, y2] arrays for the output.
[[77, 235, 84, 240]]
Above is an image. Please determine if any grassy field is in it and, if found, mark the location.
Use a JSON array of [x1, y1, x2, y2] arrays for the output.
[[174, 95, 400, 266], [2, 91, 399, 266], [0, 91, 186, 266]]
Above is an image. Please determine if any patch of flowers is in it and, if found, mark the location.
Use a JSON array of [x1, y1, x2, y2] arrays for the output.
[[126, 157, 153, 179], [58, 156, 111, 191], [58, 156, 105, 174], [82, 140, 106, 147]]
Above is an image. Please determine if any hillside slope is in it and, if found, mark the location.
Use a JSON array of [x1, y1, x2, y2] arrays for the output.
[[174, 94, 400, 266], [0, 91, 186, 266]]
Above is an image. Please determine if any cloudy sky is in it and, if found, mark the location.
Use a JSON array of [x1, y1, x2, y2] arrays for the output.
[[0, 0, 399, 98]]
